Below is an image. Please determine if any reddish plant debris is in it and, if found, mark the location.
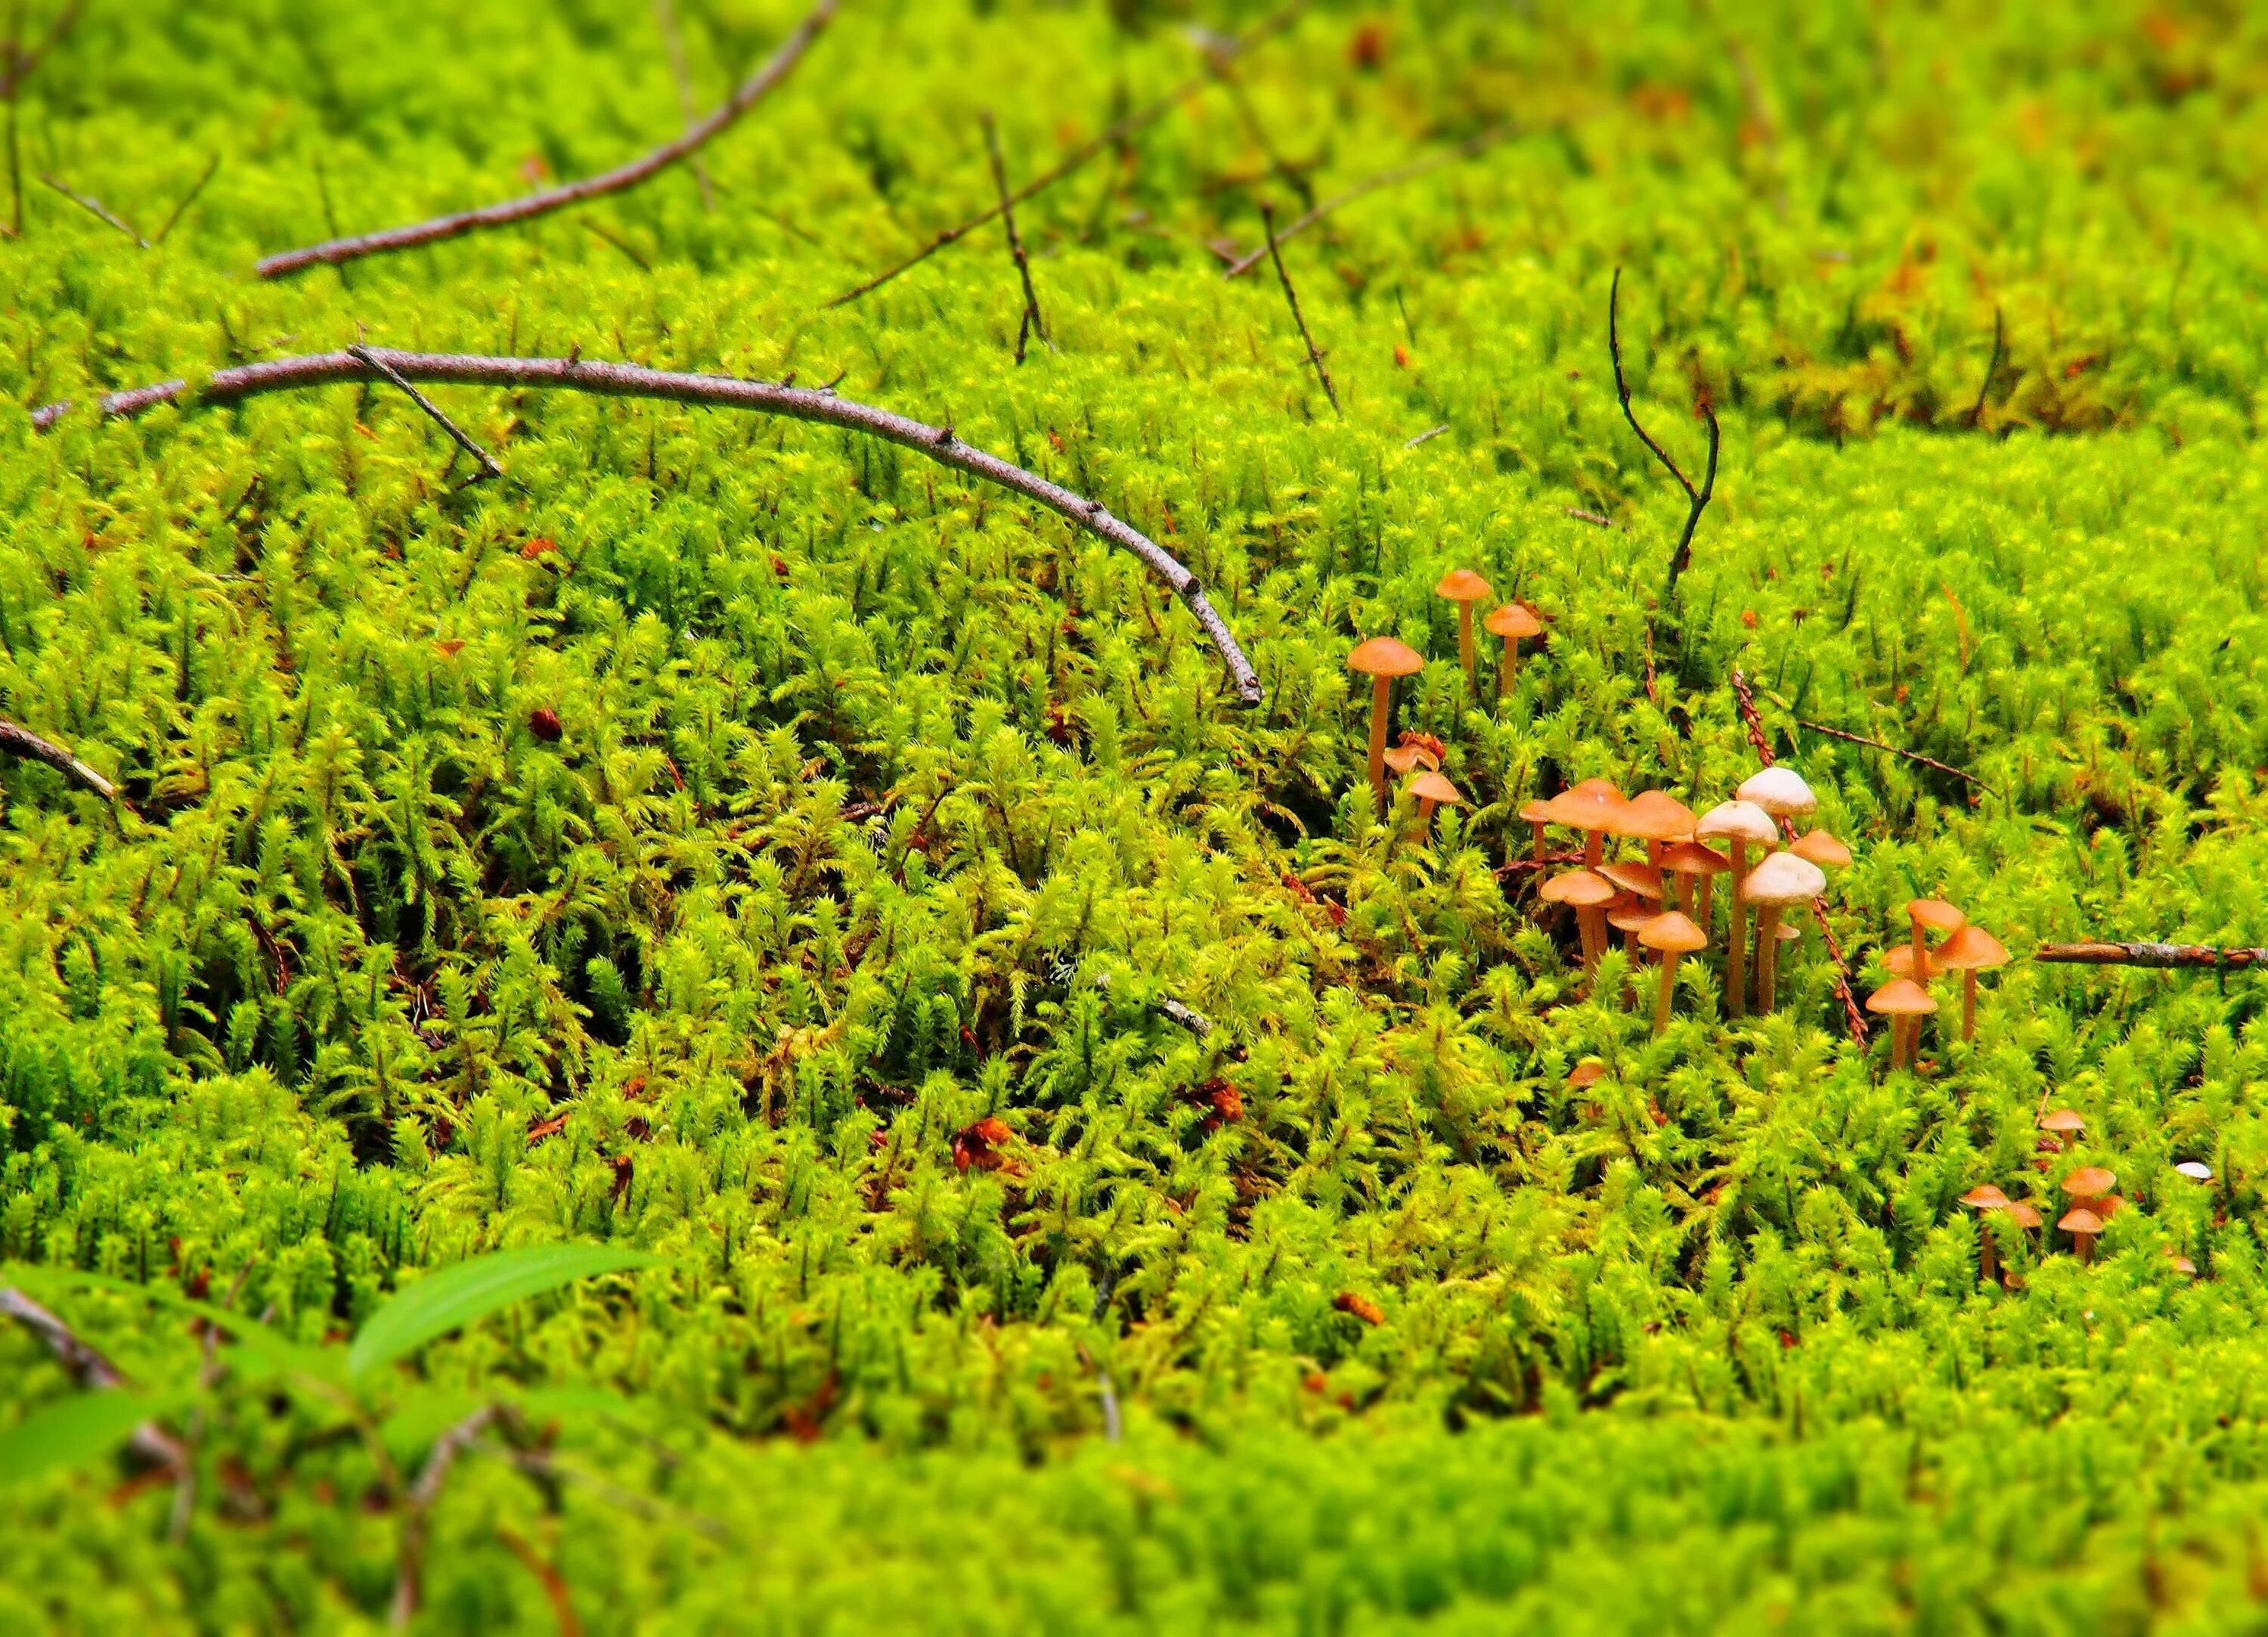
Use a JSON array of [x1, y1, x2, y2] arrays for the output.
[[1334, 1291, 1384, 1325], [528, 1114, 567, 1143], [953, 1115, 1015, 1171], [528, 707, 564, 742], [519, 536, 556, 560]]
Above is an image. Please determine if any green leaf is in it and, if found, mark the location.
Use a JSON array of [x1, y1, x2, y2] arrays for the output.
[[348, 1245, 662, 1384], [0, 1392, 165, 1487], [4, 1267, 335, 1385]]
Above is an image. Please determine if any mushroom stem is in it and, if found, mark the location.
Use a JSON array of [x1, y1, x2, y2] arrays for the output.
[[1979, 1223, 1998, 1287], [1498, 637, 1520, 700], [1583, 826, 1603, 869], [1577, 907, 1606, 975], [1457, 605, 1476, 693], [1366, 675, 1391, 812], [1419, 798, 1438, 826], [1726, 839, 1752, 1018], [1696, 873, 1715, 932], [1529, 817, 1546, 864], [1676, 876, 1694, 916], [1753, 904, 1783, 1014], [1909, 913, 1929, 976], [1891, 1016, 1910, 1072], [2072, 1226, 2096, 1265], [1963, 971, 1978, 1041], [1653, 952, 1680, 1036]]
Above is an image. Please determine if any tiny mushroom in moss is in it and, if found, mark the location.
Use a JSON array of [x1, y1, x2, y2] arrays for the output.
[[2176, 1161, 2213, 1183], [2059, 1205, 2103, 1263], [1661, 840, 1730, 921], [1483, 602, 1542, 699], [1640, 910, 1708, 1035], [1607, 898, 1657, 966], [1518, 798, 1552, 864], [1867, 976, 1937, 1071], [1741, 851, 1826, 1015], [1600, 860, 1666, 903], [1617, 791, 1698, 869], [1789, 829, 1852, 870], [1932, 924, 2009, 1041], [2165, 1247, 2198, 1276], [1407, 768, 1463, 825], [2039, 1108, 2085, 1153], [1695, 801, 1777, 1017], [1347, 637, 1425, 811], [1542, 867, 1616, 973], [1544, 782, 1628, 869], [2062, 1165, 2117, 1209], [1960, 1184, 2011, 1284], [1903, 898, 1966, 984], [1737, 766, 1817, 824], [1435, 569, 1494, 687]]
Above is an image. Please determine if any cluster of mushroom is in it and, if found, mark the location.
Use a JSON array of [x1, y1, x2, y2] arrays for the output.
[[1956, 1108, 2214, 1285], [1529, 765, 1846, 1034], [1864, 897, 2009, 1070]]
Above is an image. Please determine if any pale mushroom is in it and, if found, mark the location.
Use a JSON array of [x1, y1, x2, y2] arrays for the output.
[[1740, 851, 1826, 1015], [1483, 603, 1543, 699], [1737, 766, 1817, 822], [1695, 801, 1777, 1017], [1639, 911, 1708, 1035], [1347, 637, 1424, 811], [1932, 924, 2009, 1042], [1435, 569, 1494, 691]]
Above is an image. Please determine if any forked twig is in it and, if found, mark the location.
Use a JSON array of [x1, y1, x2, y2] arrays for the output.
[[980, 111, 1049, 364], [153, 154, 220, 246], [30, 350, 1265, 705], [0, 716, 119, 801], [256, 0, 836, 277], [1260, 202, 1337, 414], [825, 0, 1307, 308], [40, 172, 144, 245], [1796, 717, 1981, 789], [347, 345, 503, 483], [651, 0, 713, 211], [1608, 268, 1719, 597], [0, 0, 77, 99], [1221, 125, 1509, 277]]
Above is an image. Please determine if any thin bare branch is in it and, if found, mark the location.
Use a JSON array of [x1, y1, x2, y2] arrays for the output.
[[1795, 717, 1983, 788], [1608, 268, 1719, 597], [1259, 201, 1337, 414], [1222, 125, 1508, 277], [392, 1407, 504, 1629], [825, 0, 1307, 308], [651, 0, 713, 211], [0, 716, 119, 801], [153, 153, 220, 245], [980, 111, 1049, 364], [347, 344, 503, 483], [581, 218, 652, 270], [0, 0, 77, 99], [31, 350, 1265, 705], [39, 172, 144, 245], [256, 0, 836, 278], [2035, 942, 2268, 971], [496, 1526, 584, 1637], [1402, 423, 1448, 449], [1966, 304, 2004, 429], [2, 1287, 125, 1387]]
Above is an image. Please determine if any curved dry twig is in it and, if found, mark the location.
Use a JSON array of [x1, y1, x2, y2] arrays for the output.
[[1608, 268, 1718, 598], [29, 350, 1265, 705], [255, 0, 835, 278], [0, 716, 119, 801], [1220, 126, 1509, 279]]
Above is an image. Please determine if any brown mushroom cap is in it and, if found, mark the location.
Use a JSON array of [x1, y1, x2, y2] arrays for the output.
[[1660, 841, 1731, 876], [1383, 745, 1428, 777], [1518, 798, 1553, 825], [2057, 1207, 2103, 1236], [2007, 1202, 2044, 1229], [1905, 898, 1967, 936], [1694, 800, 1777, 847], [1408, 770, 1464, 807], [1435, 569, 1494, 604], [1740, 851, 1827, 907], [1540, 868, 1616, 907], [2062, 1166, 2117, 1198], [1348, 636, 1425, 677], [1935, 925, 2009, 972], [1883, 944, 1938, 981], [1789, 829, 1853, 868], [1615, 791, 1698, 843], [1639, 910, 1708, 954], [2039, 1109, 2087, 1136], [1867, 977, 1938, 1015], [1542, 785, 1629, 832], [1569, 777, 1625, 801], [1960, 1185, 2011, 1211], [1567, 1060, 1607, 1089], [1483, 602, 1543, 639], [1599, 861, 1666, 900], [2166, 1248, 2198, 1275], [1606, 901, 1656, 935]]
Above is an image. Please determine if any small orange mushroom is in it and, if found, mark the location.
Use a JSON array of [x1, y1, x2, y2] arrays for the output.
[[2038, 1108, 2085, 1153], [1867, 977, 1937, 1071], [1406, 769, 1464, 824], [2062, 1165, 2117, 1208], [1788, 829, 1852, 870], [1660, 840, 1730, 921], [2058, 1205, 2103, 1263], [1518, 798, 1552, 864], [1541, 867, 1616, 973], [1639, 911, 1708, 1035], [1347, 637, 1425, 811], [1542, 782, 1628, 869], [1961, 1184, 2011, 1284], [1435, 569, 1495, 690], [1483, 602, 1543, 699], [1616, 791, 1698, 869], [1933, 924, 2009, 1041]]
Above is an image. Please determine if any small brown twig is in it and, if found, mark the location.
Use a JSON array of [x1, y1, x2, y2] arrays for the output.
[[1221, 126, 1509, 278], [1732, 665, 1867, 1047], [1403, 424, 1448, 449], [825, 0, 1307, 308], [347, 345, 503, 483], [581, 218, 652, 270], [1259, 202, 1337, 414], [496, 1527, 584, 1637], [1609, 268, 1719, 599], [0, 716, 120, 801], [1966, 305, 2004, 429], [0, 0, 76, 100], [2034, 943, 2268, 972], [392, 1407, 507, 1627], [40, 172, 146, 245], [651, 0, 713, 212], [2, 1286, 190, 1474], [1795, 717, 1982, 788], [30, 350, 1264, 705], [153, 153, 221, 246], [256, 0, 835, 277], [980, 111, 1049, 364]]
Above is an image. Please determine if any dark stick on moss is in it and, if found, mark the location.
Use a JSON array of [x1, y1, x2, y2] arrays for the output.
[[980, 111, 1049, 364], [39, 172, 146, 245], [1608, 268, 1719, 598], [347, 346, 503, 483], [1213, 64, 1312, 210], [392, 1406, 506, 1629], [0, 716, 119, 801], [825, 0, 1306, 308], [651, 0, 714, 212], [1221, 126, 1509, 278], [153, 153, 220, 246], [2, 1287, 188, 1471], [29, 349, 1266, 705], [1966, 305, 2003, 429], [0, 0, 77, 100], [2035, 942, 2268, 970], [1261, 203, 1339, 414], [256, 0, 835, 278], [581, 218, 652, 270], [1731, 665, 1868, 1047], [1796, 717, 1982, 788]]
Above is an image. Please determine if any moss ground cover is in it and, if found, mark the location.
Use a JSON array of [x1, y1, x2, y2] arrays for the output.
[[5, 0, 2268, 1629]]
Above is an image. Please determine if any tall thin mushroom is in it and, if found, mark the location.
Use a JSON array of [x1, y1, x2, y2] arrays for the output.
[[1661, 840, 1730, 921], [1740, 851, 1826, 1015], [1640, 911, 1708, 1036], [1518, 798, 1551, 865], [1960, 1185, 2011, 1285], [1435, 570, 1494, 695], [1617, 791, 1696, 870], [1483, 603, 1542, 700], [1541, 867, 1616, 975], [1933, 924, 2009, 1042], [1408, 769, 1464, 827], [1867, 978, 1936, 1072], [1543, 783, 1628, 870], [1347, 637, 1425, 813], [1695, 800, 1775, 1017]]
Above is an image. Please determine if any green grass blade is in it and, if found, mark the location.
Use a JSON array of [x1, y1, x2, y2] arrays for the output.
[[347, 1245, 662, 1384], [5, 1267, 335, 1385], [0, 1392, 166, 1486]]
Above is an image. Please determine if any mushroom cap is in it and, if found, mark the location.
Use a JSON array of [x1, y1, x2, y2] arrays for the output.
[[1867, 977, 1938, 1015], [1607, 902, 1656, 934], [1905, 898, 1967, 935], [2039, 1109, 2087, 1135], [1599, 861, 1666, 900], [2062, 1166, 2118, 1198], [1408, 770, 1464, 807], [1483, 602, 1543, 639], [1935, 925, 2009, 971], [1517, 798, 1553, 824], [1383, 744, 1429, 777], [1694, 800, 1778, 846], [1776, 921, 1802, 942], [1348, 636, 1425, 677], [1435, 568, 1494, 604], [1540, 867, 1616, 907], [1615, 790, 1699, 842], [1882, 944, 1938, 981], [1567, 1059, 1607, 1089], [1960, 1184, 2011, 1210], [2167, 1251, 2198, 1275], [2175, 1161, 2214, 1183], [1741, 851, 1827, 907], [2007, 1201, 2044, 1229], [1737, 767, 1818, 818], [1639, 910, 1708, 954], [1788, 829, 1853, 868], [1569, 777, 1624, 800], [1661, 841, 1732, 876], [2057, 1207, 2103, 1236], [1542, 784, 1628, 833]]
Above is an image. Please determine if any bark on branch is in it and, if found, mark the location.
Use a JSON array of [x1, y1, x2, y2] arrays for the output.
[[0, 716, 119, 801], [2034, 943, 2268, 971], [255, 0, 836, 278], [29, 350, 1265, 705]]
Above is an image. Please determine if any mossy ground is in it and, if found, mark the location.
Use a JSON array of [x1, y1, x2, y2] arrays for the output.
[[5, 0, 2268, 1630]]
